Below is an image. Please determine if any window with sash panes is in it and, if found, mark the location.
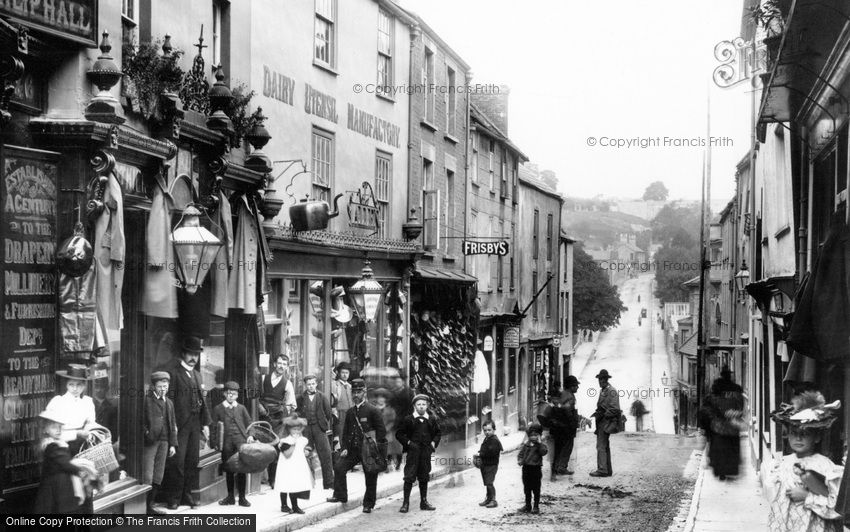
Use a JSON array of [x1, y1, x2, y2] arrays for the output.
[[446, 66, 456, 135], [311, 128, 334, 203], [443, 170, 455, 254], [424, 47, 435, 122], [533, 209, 540, 259], [375, 151, 391, 238], [546, 272, 553, 318], [377, 9, 393, 93], [497, 221, 504, 291], [212, 1, 222, 67], [315, 0, 337, 68], [532, 271, 539, 319], [547, 213, 553, 260], [469, 211, 477, 277]]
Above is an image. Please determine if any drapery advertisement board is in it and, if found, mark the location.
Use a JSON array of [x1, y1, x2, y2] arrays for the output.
[[0, 145, 60, 495]]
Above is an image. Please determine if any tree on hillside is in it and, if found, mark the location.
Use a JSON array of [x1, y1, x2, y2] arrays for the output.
[[573, 245, 626, 332], [643, 181, 670, 201], [653, 244, 700, 302], [651, 204, 700, 244]]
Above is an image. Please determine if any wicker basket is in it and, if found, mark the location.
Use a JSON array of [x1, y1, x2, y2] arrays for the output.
[[247, 421, 279, 446], [75, 427, 119, 476]]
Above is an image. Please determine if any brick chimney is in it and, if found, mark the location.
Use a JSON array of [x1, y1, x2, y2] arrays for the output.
[[472, 84, 510, 135]]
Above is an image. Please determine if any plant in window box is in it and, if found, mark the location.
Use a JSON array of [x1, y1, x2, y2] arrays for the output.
[[121, 38, 185, 121]]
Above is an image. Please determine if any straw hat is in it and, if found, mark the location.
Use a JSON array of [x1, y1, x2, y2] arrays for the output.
[[771, 391, 840, 430]]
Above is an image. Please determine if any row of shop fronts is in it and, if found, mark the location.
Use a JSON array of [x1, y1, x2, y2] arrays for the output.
[[0, 0, 573, 515]]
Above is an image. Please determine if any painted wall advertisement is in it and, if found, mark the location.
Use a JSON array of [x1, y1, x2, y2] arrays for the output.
[[1, 146, 59, 494]]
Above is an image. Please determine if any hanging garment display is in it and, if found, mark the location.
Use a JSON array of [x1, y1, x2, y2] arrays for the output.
[[211, 189, 234, 317], [142, 176, 178, 318], [471, 349, 490, 393], [93, 172, 125, 338], [57, 222, 94, 278], [228, 195, 261, 314], [59, 266, 97, 353]]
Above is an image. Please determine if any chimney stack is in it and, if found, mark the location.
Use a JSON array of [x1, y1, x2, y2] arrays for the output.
[[472, 84, 510, 135]]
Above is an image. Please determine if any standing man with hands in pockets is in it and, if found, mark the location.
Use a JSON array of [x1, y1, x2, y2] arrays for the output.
[[590, 369, 623, 477]]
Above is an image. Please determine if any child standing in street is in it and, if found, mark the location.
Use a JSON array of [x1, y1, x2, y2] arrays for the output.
[[517, 422, 548, 514], [396, 393, 441, 513], [768, 392, 843, 531], [477, 420, 503, 508], [276, 416, 314, 514], [211, 381, 254, 507]]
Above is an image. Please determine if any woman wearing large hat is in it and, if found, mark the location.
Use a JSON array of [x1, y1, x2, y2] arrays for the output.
[[767, 391, 843, 531], [45, 363, 102, 454]]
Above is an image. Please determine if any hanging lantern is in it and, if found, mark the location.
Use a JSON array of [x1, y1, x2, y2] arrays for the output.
[[734, 261, 749, 293], [171, 205, 223, 294], [350, 261, 384, 322]]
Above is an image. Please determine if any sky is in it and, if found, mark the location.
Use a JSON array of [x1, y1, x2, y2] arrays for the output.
[[399, 0, 753, 203]]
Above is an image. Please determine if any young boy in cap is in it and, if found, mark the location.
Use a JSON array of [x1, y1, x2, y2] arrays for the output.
[[395, 393, 441, 513], [211, 381, 254, 507], [517, 423, 548, 514], [142, 371, 178, 515]]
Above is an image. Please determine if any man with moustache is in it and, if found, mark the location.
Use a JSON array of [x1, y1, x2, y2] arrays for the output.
[[158, 336, 211, 509]]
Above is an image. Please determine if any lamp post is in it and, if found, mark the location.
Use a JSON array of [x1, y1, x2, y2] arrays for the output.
[[350, 261, 384, 322], [171, 205, 223, 294]]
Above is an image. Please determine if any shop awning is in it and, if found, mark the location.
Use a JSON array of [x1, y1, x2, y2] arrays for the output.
[[414, 265, 477, 283]]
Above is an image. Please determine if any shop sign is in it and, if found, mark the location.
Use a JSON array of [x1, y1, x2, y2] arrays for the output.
[[482, 335, 493, 351], [304, 83, 338, 123], [463, 240, 509, 256], [1, 0, 98, 46], [1, 145, 60, 494], [12, 71, 45, 114], [553, 336, 561, 347], [347, 103, 401, 148], [263, 66, 295, 106], [504, 327, 520, 348], [346, 181, 379, 232]]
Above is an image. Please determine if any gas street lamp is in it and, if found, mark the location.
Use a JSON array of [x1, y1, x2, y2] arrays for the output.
[[171, 205, 223, 294]]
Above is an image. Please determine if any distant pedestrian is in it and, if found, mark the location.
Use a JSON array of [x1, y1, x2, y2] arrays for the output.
[[326, 379, 387, 513], [296, 374, 334, 490], [396, 394, 441, 513], [768, 391, 843, 531], [517, 423, 548, 514], [476, 420, 502, 508], [211, 381, 254, 507], [630, 399, 649, 432], [33, 409, 99, 514], [590, 369, 623, 477], [142, 371, 177, 515], [276, 416, 314, 514]]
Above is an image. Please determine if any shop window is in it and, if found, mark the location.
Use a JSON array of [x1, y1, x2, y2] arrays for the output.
[[315, 0, 337, 69], [377, 9, 393, 94], [311, 128, 334, 203]]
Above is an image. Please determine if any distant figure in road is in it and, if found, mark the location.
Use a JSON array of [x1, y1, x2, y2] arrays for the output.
[[699, 366, 744, 480], [590, 369, 623, 477], [630, 399, 649, 432]]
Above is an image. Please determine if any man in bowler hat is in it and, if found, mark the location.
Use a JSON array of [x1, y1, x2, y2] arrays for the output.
[[326, 379, 387, 513], [396, 394, 441, 512], [590, 369, 621, 477], [158, 335, 211, 508]]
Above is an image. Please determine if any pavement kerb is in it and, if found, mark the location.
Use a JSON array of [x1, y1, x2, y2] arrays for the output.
[[681, 447, 708, 532], [263, 434, 526, 532]]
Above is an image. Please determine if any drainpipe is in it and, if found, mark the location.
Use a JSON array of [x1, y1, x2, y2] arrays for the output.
[[407, 23, 420, 226]]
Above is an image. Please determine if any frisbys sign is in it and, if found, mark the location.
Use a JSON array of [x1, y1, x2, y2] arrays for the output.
[[0, 0, 98, 46], [463, 240, 509, 256]]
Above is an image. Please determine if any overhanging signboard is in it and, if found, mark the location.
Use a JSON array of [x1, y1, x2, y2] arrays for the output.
[[1, 0, 98, 46], [463, 240, 509, 256]]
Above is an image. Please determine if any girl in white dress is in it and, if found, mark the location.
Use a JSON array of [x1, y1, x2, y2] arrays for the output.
[[275, 416, 314, 514], [768, 391, 843, 532]]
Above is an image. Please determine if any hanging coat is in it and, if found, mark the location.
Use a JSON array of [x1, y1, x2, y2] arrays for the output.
[[211, 189, 233, 318], [143, 179, 178, 318], [228, 195, 260, 314], [786, 220, 850, 361], [59, 267, 97, 353], [94, 173, 125, 339]]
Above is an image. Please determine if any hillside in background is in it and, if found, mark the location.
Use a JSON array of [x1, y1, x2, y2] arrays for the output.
[[562, 207, 650, 248]]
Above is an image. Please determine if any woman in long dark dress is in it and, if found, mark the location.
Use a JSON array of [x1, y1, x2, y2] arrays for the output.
[[704, 366, 744, 479], [33, 409, 98, 514]]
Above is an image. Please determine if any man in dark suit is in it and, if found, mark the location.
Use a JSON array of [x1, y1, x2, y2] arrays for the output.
[[158, 336, 211, 509], [326, 379, 387, 513], [142, 371, 178, 515], [296, 374, 334, 489]]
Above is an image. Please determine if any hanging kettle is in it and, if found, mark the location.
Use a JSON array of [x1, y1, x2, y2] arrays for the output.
[[57, 222, 94, 277], [289, 193, 344, 232]]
